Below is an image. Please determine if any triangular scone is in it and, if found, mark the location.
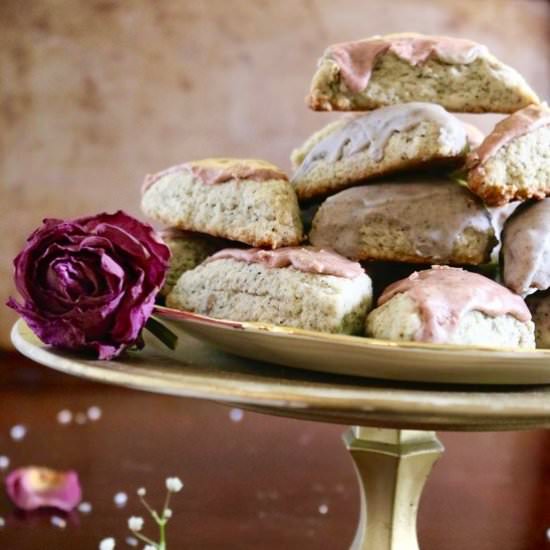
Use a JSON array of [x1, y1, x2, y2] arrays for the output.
[[141, 158, 303, 248], [291, 102, 469, 201], [467, 104, 550, 206], [309, 179, 496, 265], [307, 33, 539, 113]]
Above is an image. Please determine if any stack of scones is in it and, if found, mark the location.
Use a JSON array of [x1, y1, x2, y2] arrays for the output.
[[141, 33, 550, 349]]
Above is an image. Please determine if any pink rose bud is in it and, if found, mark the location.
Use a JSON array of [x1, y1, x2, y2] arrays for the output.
[[5, 467, 82, 512]]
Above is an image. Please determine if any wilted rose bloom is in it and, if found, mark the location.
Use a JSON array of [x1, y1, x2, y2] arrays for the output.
[[5, 467, 82, 512], [8, 211, 169, 359]]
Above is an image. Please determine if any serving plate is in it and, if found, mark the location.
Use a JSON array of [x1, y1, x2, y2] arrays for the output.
[[154, 305, 550, 385]]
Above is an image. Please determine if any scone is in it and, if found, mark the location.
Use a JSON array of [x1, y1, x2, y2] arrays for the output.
[[526, 291, 550, 348], [141, 158, 303, 248], [501, 199, 550, 296], [291, 103, 469, 201], [307, 33, 539, 113], [366, 266, 535, 348], [309, 179, 496, 265], [467, 104, 550, 206], [159, 229, 222, 297], [167, 247, 373, 334]]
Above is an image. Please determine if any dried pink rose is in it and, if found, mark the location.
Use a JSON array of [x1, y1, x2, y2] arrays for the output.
[[5, 467, 82, 512], [8, 211, 170, 359]]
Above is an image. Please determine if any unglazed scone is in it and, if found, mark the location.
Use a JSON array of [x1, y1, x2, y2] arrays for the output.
[[167, 247, 373, 334], [309, 179, 496, 265], [159, 229, 222, 297], [467, 104, 550, 205], [366, 266, 535, 348], [307, 33, 539, 113], [501, 199, 550, 296], [290, 103, 469, 201], [141, 158, 303, 248], [526, 291, 550, 348]]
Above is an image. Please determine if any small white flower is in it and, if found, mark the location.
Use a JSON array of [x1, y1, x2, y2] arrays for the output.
[[51, 515, 67, 529], [143, 546, 156, 550], [165, 477, 183, 493], [0, 456, 10, 470], [0, 517, 5, 528], [99, 538, 116, 550], [125, 536, 138, 547], [114, 492, 128, 507], [57, 409, 73, 425], [127, 516, 144, 532], [163, 508, 173, 519], [10, 424, 27, 441], [87, 406, 102, 421], [78, 501, 93, 514], [137, 487, 146, 497]]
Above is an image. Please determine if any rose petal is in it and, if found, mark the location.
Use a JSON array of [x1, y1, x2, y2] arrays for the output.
[[5, 467, 82, 512]]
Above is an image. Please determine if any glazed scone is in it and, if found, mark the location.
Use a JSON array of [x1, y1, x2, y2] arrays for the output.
[[526, 292, 550, 348], [308, 33, 539, 113], [309, 179, 496, 265], [159, 229, 222, 297], [141, 158, 303, 248], [291, 103, 469, 201], [167, 247, 373, 334], [467, 104, 550, 205], [366, 266, 535, 348], [501, 199, 550, 296]]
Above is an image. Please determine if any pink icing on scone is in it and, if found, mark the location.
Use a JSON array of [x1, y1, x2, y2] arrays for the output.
[[327, 34, 487, 93], [142, 159, 287, 194], [206, 247, 365, 279], [467, 104, 550, 168], [378, 266, 531, 343]]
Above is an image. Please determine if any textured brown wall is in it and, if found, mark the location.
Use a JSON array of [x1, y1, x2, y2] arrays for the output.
[[1, 0, 549, 348]]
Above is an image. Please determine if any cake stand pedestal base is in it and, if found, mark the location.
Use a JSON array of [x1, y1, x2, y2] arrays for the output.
[[344, 428, 444, 550]]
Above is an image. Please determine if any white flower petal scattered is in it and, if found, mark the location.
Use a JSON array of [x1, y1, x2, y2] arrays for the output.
[[0, 456, 10, 470], [163, 508, 173, 519], [137, 487, 146, 497], [318, 503, 329, 515], [57, 409, 73, 425], [87, 406, 102, 421], [229, 408, 244, 423], [165, 477, 183, 493], [125, 536, 138, 547], [114, 492, 128, 508], [10, 424, 27, 441], [99, 538, 116, 550], [78, 501, 93, 514], [51, 515, 67, 529], [128, 516, 144, 532]]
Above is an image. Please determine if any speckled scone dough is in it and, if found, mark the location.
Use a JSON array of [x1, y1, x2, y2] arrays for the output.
[[467, 106, 550, 206], [159, 230, 221, 297], [291, 103, 469, 201], [526, 292, 550, 348], [501, 199, 550, 296], [167, 258, 373, 334], [308, 33, 539, 113], [366, 292, 535, 348], [141, 158, 303, 248], [309, 180, 496, 265]]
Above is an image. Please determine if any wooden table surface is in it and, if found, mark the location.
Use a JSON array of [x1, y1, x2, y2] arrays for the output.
[[0, 350, 549, 550]]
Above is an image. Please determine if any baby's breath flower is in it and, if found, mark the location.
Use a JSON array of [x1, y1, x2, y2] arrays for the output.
[[163, 508, 173, 519], [165, 477, 183, 493], [128, 516, 144, 532], [99, 538, 115, 550], [137, 487, 146, 497], [143, 546, 156, 550]]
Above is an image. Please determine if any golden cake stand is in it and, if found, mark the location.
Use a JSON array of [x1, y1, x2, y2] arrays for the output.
[[11, 320, 550, 550]]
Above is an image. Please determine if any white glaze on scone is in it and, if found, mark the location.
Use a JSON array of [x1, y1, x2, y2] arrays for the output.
[[502, 199, 550, 295]]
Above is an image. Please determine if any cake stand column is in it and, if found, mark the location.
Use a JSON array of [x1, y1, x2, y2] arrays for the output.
[[343, 427, 444, 550]]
